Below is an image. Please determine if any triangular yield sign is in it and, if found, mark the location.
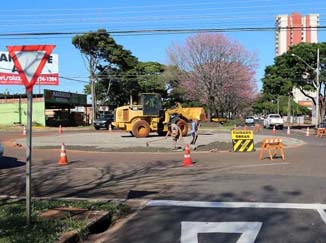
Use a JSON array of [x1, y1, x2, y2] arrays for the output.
[[6, 45, 55, 93]]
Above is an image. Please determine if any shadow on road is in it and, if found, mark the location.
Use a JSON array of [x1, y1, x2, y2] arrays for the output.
[[0, 157, 25, 169], [127, 190, 159, 199]]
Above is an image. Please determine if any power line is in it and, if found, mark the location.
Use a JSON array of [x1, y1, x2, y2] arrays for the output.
[[0, 9, 323, 25], [59, 76, 89, 83], [0, 26, 324, 38], [0, 2, 323, 30], [0, 2, 321, 17], [0, 0, 317, 13]]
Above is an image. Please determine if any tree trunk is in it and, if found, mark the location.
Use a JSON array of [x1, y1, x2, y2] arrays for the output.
[[320, 97, 326, 124]]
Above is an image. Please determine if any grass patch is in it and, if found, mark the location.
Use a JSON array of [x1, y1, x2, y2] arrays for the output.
[[0, 199, 129, 243]]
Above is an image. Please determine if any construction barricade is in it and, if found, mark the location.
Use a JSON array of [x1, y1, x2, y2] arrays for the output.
[[259, 138, 285, 161], [253, 124, 262, 133], [183, 144, 193, 167], [231, 130, 255, 152], [316, 128, 326, 138], [58, 143, 68, 165]]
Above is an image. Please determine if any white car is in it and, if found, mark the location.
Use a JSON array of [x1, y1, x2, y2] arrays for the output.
[[264, 114, 284, 129], [245, 116, 255, 126]]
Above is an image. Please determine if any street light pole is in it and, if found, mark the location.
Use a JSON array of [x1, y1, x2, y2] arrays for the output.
[[316, 48, 320, 128], [291, 48, 320, 128]]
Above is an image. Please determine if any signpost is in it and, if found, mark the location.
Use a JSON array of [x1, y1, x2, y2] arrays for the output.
[[6, 45, 56, 225]]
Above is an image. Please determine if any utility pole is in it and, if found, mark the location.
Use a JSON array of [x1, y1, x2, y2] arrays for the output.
[[291, 48, 320, 128], [316, 48, 320, 128], [90, 56, 97, 124]]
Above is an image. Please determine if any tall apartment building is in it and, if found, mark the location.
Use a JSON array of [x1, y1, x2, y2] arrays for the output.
[[275, 13, 319, 56]]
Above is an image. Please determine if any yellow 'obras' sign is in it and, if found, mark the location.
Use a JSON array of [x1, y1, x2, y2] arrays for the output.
[[231, 130, 254, 152]]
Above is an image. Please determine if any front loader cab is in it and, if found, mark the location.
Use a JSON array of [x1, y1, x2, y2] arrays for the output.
[[140, 93, 162, 116]]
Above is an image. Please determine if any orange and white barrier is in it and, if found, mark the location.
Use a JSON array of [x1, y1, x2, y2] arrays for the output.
[[287, 126, 291, 135], [58, 125, 63, 135], [183, 144, 193, 167], [254, 124, 262, 133], [316, 128, 326, 138], [58, 143, 68, 165], [306, 127, 310, 137], [259, 138, 285, 161]]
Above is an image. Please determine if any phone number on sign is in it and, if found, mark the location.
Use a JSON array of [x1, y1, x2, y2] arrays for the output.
[[37, 76, 58, 82], [0, 74, 59, 85]]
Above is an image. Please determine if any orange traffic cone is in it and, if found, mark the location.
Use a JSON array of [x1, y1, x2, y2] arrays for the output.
[[287, 126, 291, 135], [23, 126, 26, 136], [272, 126, 276, 134], [183, 144, 193, 167], [58, 143, 68, 165], [306, 127, 310, 137], [58, 125, 63, 134], [109, 124, 112, 132]]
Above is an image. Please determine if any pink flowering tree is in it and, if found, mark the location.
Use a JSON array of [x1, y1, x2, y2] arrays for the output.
[[167, 33, 258, 119]]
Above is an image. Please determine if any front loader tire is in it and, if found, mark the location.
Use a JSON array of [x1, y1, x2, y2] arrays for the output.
[[176, 119, 188, 137], [132, 120, 150, 138]]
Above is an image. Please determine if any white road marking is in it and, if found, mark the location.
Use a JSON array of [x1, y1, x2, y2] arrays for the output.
[[212, 162, 290, 173], [181, 221, 262, 243], [317, 207, 326, 224], [230, 162, 290, 169], [147, 200, 326, 225]]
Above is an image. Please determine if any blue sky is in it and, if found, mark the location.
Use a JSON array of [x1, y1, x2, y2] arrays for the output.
[[0, 0, 325, 95]]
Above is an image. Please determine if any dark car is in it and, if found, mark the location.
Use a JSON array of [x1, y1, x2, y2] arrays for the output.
[[0, 141, 3, 157], [93, 114, 114, 130]]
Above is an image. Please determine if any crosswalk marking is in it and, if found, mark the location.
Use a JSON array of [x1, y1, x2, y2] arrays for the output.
[[181, 221, 262, 243], [147, 200, 326, 225]]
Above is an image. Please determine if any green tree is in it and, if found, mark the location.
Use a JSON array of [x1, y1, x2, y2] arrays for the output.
[[94, 61, 168, 107], [72, 29, 138, 118], [72, 29, 174, 110], [257, 42, 325, 122], [135, 62, 166, 94], [157, 65, 187, 107]]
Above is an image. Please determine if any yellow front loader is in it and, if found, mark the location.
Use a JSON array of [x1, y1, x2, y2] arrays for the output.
[[112, 93, 206, 138]]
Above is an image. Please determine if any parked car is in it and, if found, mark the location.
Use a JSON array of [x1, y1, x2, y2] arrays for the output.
[[245, 116, 255, 126], [0, 141, 3, 157], [264, 114, 284, 129], [93, 114, 114, 130]]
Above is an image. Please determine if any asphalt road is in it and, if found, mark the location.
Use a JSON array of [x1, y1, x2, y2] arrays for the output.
[[1, 126, 326, 242]]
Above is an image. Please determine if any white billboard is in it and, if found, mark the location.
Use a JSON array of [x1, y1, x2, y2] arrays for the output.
[[0, 51, 59, 85]]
